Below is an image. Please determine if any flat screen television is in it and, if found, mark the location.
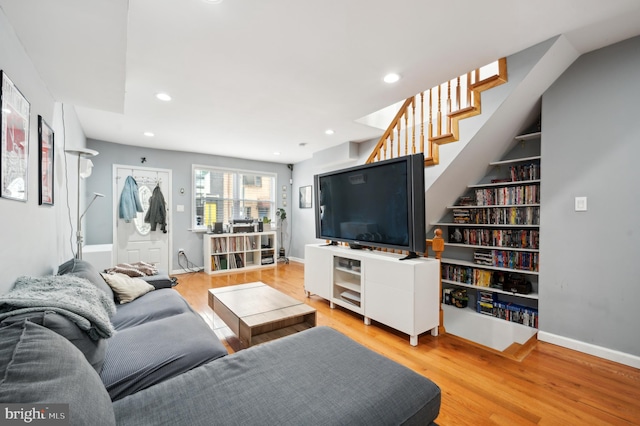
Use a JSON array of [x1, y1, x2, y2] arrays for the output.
[[314, 153, 426, 258]]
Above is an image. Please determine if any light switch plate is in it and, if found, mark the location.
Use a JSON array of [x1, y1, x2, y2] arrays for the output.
[[575, 196, 587, 212]]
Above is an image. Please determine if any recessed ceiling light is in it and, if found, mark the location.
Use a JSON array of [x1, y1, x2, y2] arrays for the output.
[[274, 152, 281, 156], [155, 93, 172, 101], [383, 73, 401, 84], [325, 129, 335, 135], [144, 132, 154, 137]]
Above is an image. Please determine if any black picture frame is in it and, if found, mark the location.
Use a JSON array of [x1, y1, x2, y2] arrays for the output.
[[0, 70, 31, 202], [299, 185, 312, 209], [38, 115, 54, 205]]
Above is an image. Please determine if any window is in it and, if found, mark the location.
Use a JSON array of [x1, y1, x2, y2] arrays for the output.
[[242, 175, 262, 187], [193, 166, 276, 229]]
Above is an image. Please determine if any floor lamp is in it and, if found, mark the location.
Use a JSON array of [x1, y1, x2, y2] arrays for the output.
[[65, 148, 100, 259]]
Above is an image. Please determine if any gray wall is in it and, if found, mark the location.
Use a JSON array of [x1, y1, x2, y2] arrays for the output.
[[540, 36, 640, 356], [84, 140, 291, 272], [0, 9, 86, 294]]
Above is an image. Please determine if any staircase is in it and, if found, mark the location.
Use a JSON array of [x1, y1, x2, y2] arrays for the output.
[[365, 58, 507, 166]]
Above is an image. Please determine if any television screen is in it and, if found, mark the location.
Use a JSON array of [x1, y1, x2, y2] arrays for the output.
[[314, 153, 425, 254]]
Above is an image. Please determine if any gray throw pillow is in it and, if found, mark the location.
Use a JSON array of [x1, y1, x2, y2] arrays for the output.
[[0, 320, 116, 426], [58, 258, 115, 301]]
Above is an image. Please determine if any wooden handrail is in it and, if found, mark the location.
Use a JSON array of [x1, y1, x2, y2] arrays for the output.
[[365, 97, 414, 164]]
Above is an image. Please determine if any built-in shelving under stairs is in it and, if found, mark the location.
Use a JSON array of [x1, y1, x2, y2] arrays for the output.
[[433, 129, 541, 358]]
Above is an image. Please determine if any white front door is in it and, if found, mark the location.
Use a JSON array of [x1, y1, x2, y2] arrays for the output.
[[113, 165, 172, 272]]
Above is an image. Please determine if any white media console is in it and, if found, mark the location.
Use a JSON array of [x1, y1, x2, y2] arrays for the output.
[[304, 244, 440, 346]]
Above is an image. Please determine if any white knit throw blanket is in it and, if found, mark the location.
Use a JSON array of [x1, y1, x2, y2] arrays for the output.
[[0, 275, 116, 340]]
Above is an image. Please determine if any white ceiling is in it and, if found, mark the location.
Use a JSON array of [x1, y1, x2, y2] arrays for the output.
[[2, 0, 640, 164]]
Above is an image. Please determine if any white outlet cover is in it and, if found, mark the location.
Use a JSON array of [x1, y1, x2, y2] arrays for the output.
[[575, 196, 587, 212]]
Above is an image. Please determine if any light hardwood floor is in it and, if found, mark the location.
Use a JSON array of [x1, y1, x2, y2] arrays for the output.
[[174, 262, 640, 425]]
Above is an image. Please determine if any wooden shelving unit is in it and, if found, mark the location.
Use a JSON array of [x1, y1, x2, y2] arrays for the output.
[[203, 231, 277, 274]]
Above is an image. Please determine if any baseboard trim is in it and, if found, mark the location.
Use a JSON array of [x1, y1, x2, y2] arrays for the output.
[[538, 331, 640, 369], [169, 258, 304, 275], [171, 267, 203, 275]]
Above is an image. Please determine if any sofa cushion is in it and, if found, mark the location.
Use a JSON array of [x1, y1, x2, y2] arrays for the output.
[[113, 326, 440, 426], [0, 311, 107, 373], [101, 312, 227, 401], [0, 320, 116, 426], [111, 289, 194, 330], [58, 258, 115, 301], [100, 273, 154, 304]]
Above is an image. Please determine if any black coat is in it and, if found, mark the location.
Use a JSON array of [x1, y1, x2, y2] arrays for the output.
[[144, 186, 167, 233]]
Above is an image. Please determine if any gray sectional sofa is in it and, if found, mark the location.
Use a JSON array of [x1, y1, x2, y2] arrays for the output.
[[0, 259, 441, 425]]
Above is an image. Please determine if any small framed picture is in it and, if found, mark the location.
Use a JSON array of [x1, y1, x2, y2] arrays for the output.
[[38, 115, 54, 205], [299, 185, 312, 209], [1, 71, 31, 202]]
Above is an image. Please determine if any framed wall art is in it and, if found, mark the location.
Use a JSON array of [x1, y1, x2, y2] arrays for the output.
[[299, 185, 312, 209], [1, 71, 31, 202], [38, 115, 54, 205]]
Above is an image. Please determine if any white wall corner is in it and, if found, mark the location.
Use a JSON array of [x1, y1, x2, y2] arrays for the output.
[[311, 141, 359, 171]]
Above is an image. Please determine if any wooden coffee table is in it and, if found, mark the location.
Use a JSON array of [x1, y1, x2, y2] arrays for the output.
[[208, 282, 316, 348]]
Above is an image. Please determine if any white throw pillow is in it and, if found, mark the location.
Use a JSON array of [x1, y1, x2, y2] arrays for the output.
[[100, 272, 154, 304]]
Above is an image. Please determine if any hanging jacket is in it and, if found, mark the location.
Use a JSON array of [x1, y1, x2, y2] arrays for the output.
[[119, 176, 143, 222], [144, 185, 167, 233]]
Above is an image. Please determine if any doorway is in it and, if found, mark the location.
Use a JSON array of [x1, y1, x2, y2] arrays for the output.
[[113, 165, 172, 272]]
